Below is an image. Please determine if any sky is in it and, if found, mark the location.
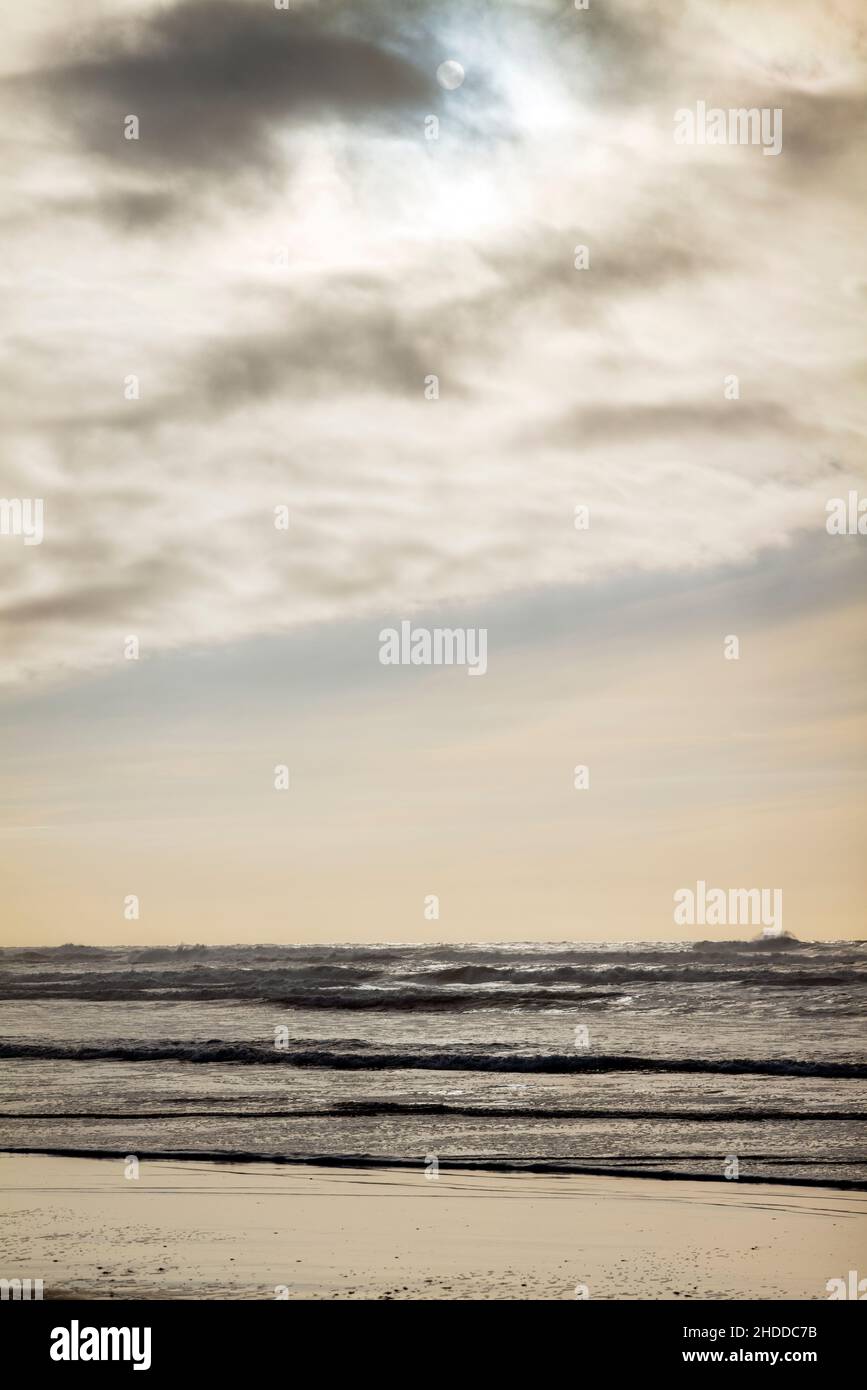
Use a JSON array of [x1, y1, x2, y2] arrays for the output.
[[1, 0, 865, 944]]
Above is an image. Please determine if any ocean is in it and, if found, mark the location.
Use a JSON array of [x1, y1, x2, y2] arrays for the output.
[[1, 939, 865, 1188]]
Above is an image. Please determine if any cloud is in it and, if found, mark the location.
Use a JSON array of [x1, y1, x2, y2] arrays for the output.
[[0, 0, 865, 685], [527, 400, 813, 449], [31, 0, 438, 176]]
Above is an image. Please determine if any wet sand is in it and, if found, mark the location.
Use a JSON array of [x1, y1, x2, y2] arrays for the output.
[[0, 1152, 863, 1300]]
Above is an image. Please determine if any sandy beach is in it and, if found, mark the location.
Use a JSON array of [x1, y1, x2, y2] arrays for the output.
[[1, 1153, 863, 1300]]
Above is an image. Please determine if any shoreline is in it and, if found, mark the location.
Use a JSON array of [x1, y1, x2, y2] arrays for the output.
[[1, 1152, 864, 1300], [1, 1145, 865, 1191]]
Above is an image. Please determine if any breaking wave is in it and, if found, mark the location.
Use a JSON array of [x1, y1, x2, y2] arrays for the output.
[[1, 1040, 864, 1078]]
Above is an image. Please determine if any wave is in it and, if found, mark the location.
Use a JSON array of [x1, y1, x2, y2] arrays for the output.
[[3, 940, 865, 1012], [402, 964, 867, 989], [2, 965, 864, 1005], [1, 1040, 864, 1077], [2, 1145, 864, 1189], [1, 944, 115, 963], [0, 978, 631, 1009], [3, 1103, 865, 1122], [128, 945, 213, 963]]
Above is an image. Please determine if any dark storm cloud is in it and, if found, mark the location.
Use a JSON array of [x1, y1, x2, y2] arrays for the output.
[[17, 275, 478, 433], [2, 203, 730, 438], [33, 0, 439, 175], [192, 305, 439, 407], [447, 216, 725, 337], [496, 226, 715, 298], [526, 399, 807, 449], [17, 301, 464, 434], [87, 189, 183, 230], [772, 90, 867, 177], [49, 189, 183, 231], [0, 555, 187, 628]]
